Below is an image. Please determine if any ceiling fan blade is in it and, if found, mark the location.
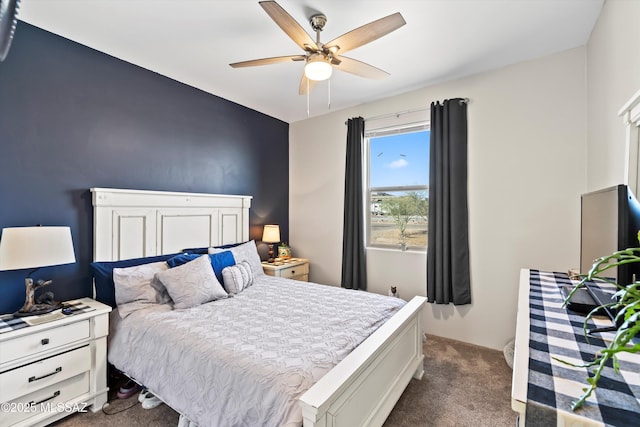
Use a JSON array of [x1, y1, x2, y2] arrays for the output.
[[324, 12, 406, 55], [259, 1, 319, 52], [230, 55, 306, 68], [334, 56, 389, 79], [299, 73, 318, 95]]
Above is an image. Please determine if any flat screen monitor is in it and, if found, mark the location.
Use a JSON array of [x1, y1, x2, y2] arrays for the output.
[[580, 184, 640, 285]]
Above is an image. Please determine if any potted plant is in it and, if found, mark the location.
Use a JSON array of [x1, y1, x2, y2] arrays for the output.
[[559, 232, 640, 410], [278, 242, 291, 259]]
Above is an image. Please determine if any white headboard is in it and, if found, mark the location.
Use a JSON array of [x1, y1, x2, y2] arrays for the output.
[[91, 188, 252, 261]]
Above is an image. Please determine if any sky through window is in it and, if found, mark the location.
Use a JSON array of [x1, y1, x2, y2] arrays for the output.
[[369, 130, 430, 188]]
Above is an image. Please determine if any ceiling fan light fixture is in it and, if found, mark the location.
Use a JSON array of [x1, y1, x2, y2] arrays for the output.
[[304, 56, 332, 81]]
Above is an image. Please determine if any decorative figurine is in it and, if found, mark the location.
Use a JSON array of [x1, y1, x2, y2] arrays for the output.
[[16, 278, 61, 316]]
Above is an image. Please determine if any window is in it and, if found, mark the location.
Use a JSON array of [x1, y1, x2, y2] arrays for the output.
[[366, 124, 430, 250]]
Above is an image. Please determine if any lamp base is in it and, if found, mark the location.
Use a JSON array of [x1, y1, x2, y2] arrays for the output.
[[267, 243, 275, 263], [14, 302, 62, 317]]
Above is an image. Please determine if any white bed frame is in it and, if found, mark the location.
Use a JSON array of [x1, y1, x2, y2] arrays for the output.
[[91, 187, 426, 427]]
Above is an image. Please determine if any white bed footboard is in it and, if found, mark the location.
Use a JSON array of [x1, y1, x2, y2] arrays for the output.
[[300, 296, 426, 427]]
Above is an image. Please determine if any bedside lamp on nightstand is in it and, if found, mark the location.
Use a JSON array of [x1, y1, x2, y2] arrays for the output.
[[262, 224, 280, 263], [0, 226, 76, 316]]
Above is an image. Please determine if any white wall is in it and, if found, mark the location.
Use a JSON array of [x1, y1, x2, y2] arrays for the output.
[[290, 48, 587, 350], [586, 0, 640, 191]]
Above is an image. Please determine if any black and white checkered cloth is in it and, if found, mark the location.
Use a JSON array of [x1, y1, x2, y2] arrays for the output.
[[0, 300, 95, 334], [525, 270, 640, 426]]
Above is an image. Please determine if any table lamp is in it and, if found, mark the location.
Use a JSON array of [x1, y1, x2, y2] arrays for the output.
[[262, 225, 280, 263], [0, 226, 76, 316]]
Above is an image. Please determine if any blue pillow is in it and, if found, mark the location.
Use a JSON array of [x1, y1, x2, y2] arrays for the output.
[[181, 241, 248, 255], [90, 253, 181, 308], [166, 251, 236, 285], [181, 247, 209, 254]]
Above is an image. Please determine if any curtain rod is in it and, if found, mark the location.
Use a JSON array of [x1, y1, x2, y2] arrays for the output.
[[344, 98, 469, 125]]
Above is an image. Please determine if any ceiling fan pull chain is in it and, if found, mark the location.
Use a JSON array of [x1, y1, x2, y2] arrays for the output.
[[328, 78, 331, 111], [307, 79, 310, 118]]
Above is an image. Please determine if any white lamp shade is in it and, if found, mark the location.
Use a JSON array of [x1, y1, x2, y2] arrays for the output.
[[262, 225, 281, 244], [0, 226, 76, 271], [304, 56, 333, 81]]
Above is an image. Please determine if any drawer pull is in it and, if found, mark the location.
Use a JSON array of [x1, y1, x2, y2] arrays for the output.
[[29, 390, 60, 405], [291, 270, 295, 274], [29, 367, 62, 382], [41, 338, 50, 345]]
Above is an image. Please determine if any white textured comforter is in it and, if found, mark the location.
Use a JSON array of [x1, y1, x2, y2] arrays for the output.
[[108, 275, 405, 427]]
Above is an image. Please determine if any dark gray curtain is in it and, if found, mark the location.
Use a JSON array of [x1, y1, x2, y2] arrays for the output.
[[341, 117, 367, 290], [427, 99, 471, 304]]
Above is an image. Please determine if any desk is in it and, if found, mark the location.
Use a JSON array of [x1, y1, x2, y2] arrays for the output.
[[512, 269, 640, 426]]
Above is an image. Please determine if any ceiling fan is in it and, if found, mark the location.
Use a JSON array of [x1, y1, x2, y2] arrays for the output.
[[0, 0, 20, 61], [230, 1, 406, 95]]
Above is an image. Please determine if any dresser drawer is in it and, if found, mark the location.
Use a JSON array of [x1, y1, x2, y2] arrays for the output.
[[0, 345, 91, 403], [279, 263, 309, 280], [1, 371, 90, 427], [0, 320, 90, 365]]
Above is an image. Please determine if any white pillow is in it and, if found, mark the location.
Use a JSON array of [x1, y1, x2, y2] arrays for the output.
[[210, 241, 264, 278], [155, 254, 228, 309], [222, 261, 253, 294], [113, 261, 170, 318]]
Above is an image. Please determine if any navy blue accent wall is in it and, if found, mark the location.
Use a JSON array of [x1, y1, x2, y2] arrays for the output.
[[0, 24, 289, 314]]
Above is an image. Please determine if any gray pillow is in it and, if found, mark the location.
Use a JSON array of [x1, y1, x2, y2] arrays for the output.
[[155, 254, 228, 309], [113, 261, 169, 318], [210, 240, 264, 278], [222, 261, 253, 294]]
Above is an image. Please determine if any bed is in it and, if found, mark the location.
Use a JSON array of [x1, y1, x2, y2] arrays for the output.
[[91, 187, 426, 427]]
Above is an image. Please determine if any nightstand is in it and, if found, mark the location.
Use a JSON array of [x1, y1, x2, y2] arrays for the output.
[[0, 298, 111, 427], [262, 258, 309, 282]]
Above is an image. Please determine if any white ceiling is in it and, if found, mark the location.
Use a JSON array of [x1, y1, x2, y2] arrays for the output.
[[16, 0, 603, 123]]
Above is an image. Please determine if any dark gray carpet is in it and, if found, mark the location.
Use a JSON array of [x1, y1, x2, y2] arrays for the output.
[[383, 335, 515, 427], [52, 334, 515, 427]]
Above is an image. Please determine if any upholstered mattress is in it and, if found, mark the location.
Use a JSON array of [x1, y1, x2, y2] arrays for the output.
[[108, 275, 405, 427]]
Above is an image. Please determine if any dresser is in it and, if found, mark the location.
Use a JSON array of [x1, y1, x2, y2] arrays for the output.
[[512, 269, 640, 426], [0, 298, 111, 427], [262, 258, 309, 281]]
